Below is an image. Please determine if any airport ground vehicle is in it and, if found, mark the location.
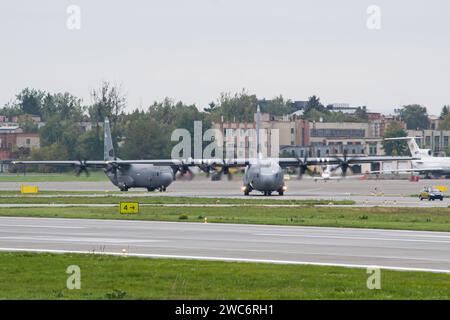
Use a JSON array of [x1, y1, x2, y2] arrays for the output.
[[419, 187, 444, 201]]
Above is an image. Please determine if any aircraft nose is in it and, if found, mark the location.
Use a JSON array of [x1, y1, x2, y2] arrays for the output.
[[259, 174, 277, 190]]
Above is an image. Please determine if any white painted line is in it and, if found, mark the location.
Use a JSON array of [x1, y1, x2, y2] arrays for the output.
[[254, 233, 450, 244], [0, 236, 164, 244], [0, 247, 449, 274], [0, 224, 84, 229]]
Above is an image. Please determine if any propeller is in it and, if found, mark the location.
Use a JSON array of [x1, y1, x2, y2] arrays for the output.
[[296, 153, 312, 179], [333, 150, 355, 177], [74, 160, 90, 177], [211, 165, 233, 181], [172, 163, 194, 180], [199, 163, 214, 178]]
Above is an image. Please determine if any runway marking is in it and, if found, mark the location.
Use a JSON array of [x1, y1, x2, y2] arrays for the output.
[[0, 236, 164, 244], [0, 247, 449, 274], [130, 243, 450, 263], [0, 224, 84, 229], [2, 216, 450, 236], [254, 233, 450, 244]]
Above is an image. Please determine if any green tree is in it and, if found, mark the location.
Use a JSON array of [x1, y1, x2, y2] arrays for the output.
[[259, 96, 296, 116], [382, 122, 408, 156], [120, 116, 173, 159], [89, 82, 126, 125], [75, 130, 104, 160], [440, 105, 449, 119], [28, 143, 71, 172], [39, 116, 81, 158], [15, 88, 46, 116], [208, 90, 258, 122], [399, 104, 429, 130], [88, 82, 127, 154], [41, 92, 85, 121], [303, 96, 329, 121], [18, 118, 38, 133]]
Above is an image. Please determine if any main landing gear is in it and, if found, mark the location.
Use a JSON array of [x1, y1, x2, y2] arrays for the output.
[[147, 186, 167, 192]]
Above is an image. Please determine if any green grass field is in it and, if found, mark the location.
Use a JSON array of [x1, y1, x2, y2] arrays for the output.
[[0, 194, 354, 205], [0, 171, 107, 182], [1, 205, 450, 231], [0, 252, 449, 299]]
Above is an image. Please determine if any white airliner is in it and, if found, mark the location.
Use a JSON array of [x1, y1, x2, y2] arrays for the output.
[[379, 137, 450, 177]]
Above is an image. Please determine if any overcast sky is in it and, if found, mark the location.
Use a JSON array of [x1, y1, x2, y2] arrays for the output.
[[0, 0, 449, 115]]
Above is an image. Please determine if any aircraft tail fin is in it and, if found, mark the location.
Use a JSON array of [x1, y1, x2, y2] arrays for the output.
[[384, 137, 427, 157], [256, 105, 262, 159], [104, 118, 115, 161]]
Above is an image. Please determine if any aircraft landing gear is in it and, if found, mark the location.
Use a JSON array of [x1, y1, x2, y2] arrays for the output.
[[242, 185, 252, 196], [278, 186, 287, 196], [157, 186, 167, 192], [263, 191, 272, 196], [120, 186, 129, 192]]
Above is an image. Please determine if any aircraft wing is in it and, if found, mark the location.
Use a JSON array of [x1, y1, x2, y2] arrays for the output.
[[104, 158, 251, 167], [370, 168, 446, 174], [12, 160, 108, 168], [276, 156, 417, 167], [12, 155, 418, 169], [103, 155, 419, 168], [11, 158, 251, 169]]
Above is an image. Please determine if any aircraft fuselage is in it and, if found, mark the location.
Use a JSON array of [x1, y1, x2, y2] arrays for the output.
[[243, 161, 285, 195], [105, 164, 174, 191]]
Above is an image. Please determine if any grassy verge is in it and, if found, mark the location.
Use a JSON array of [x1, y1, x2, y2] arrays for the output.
[[0, 171, 107, 182], [0, 195, 354, 206], [1, 206, 450, 231], [0, 252, 449, 299]]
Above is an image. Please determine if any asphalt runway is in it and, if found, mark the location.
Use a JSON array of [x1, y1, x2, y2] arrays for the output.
[[1, 177, 449, 207], [1, 216, 450, 273]]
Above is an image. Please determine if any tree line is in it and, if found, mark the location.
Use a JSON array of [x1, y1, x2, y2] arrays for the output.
[[2, 82, 448, 165]]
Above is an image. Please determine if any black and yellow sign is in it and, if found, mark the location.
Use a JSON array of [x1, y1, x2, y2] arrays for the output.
[[120, 202, 139, 214]]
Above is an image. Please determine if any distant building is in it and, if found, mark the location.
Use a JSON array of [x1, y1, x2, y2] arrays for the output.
[[407, 129, 450, 154], [0, 126, 40, 160], [428, 115, 442, 130], [212, 112, 310, 158], [326, 103, 358, 113]]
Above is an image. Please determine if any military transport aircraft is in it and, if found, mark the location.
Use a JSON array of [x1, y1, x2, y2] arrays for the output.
[[13, 118, 176, 192], [13, 110, 417, 195]]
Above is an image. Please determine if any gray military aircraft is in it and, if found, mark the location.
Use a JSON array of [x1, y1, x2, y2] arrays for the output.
[[212, 106, 417, 195], [13, 109, 418, 195], [13, 118, 177, 192]]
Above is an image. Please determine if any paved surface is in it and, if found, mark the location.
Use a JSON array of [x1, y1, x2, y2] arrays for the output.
[[1, 216, 450, 273], [1, 178, 449, 207]]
